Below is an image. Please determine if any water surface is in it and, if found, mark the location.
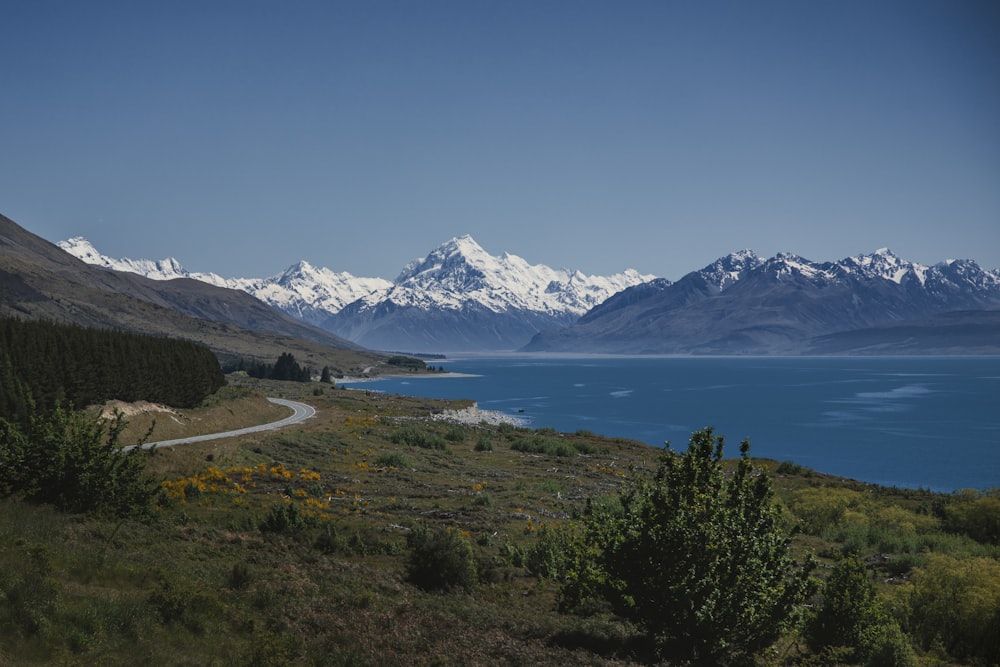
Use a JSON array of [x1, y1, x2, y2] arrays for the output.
[[344, 356, 1000, 492]]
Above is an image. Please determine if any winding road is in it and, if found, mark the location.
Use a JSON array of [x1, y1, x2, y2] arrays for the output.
[[123, 398, 316, 452]]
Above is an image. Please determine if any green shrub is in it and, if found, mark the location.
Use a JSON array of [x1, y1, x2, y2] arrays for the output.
[[444, 426, 465, 442], [375, 451, 410, 469], [806, 556, 916, 666], [259, 501, 306, 534], [565, 428, 814, 664], [474, 435, 493, 452], [390, 426, 447, 450], [406, 524, 477, 593], [0, 408, 155, 518]]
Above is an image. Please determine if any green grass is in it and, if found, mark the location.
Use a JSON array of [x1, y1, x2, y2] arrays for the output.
[[1, 377, 998, 665]]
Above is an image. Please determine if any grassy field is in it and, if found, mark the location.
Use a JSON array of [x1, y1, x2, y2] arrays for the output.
[[2, 377, 998, 665]]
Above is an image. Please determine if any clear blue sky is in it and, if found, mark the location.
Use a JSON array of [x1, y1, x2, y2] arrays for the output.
[[2, 0, 998, 280]]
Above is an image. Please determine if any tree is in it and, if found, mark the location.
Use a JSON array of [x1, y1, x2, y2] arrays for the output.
[[807, 556, 916, 666], [320, 366, 332, 384], [562, 428, 813, 665], [406, 524, 477, 593], [0, 407, 155, 518]]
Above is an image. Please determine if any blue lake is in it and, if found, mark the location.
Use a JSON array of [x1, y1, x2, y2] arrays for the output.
[[343, 356, 1000, 493]]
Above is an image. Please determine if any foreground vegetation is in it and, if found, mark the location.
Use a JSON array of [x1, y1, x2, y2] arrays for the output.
[[1, 377, 999, 665]]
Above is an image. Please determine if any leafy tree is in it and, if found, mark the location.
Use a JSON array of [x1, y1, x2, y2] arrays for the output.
[[406, 524, 477, 593], [900, 553, 1000, 664], [807, 556, 916, 666], [320, 366, 333, 384], [0, 407, 155, 518], [561, 428, 814, 665]]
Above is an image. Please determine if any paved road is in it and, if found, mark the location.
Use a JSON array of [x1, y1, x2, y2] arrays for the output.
[[123, 398, 316, 452]]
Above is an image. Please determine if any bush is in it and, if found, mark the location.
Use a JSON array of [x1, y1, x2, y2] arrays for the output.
[[375, 451, 409, 469], [444, 426, 465, 442], [259, 501, 306, 534], [0, 408, 155, 518], [564, 428, 814, 664], [406, 524, 477, 593], [899, 553, 1000, 664], [807, 556, 916, 666], [474, 435, 493, 452], [390, 426, 447, 450]]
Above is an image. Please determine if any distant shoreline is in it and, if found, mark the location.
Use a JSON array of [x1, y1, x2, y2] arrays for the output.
[[338, 371, 480, 384]]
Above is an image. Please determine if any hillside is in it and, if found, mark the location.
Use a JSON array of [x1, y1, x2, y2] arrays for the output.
[[1, 379, 997, 665], [0, 213, 387, 374]]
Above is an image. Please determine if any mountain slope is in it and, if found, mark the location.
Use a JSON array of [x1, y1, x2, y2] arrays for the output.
[[324, 235, 655, 352], [2, 214, 382, 373], [58, 237, 392, 326], [524, 249, 1000, 354]]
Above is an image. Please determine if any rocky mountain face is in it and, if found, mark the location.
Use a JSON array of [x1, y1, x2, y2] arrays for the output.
[[524, 249, 1000, 354], [62, 234, 654, 353]]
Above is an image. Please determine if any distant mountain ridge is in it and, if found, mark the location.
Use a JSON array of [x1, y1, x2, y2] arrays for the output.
[[525, 248, 1000, 354], [58, 237, 392, 326], [2, 214, 383, 375], [61, 234, 654, 352]]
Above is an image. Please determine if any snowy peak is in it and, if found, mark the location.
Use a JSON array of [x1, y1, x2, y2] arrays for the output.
[[367, 235, 654, 316], [840, 248, 926, 284], [58, 237, 390, 324], [698, 249, 762, 291], [59, 236, 202, 281]]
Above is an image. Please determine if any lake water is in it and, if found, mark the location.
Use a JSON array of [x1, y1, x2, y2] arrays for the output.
[[343, 356, 1000, 493]]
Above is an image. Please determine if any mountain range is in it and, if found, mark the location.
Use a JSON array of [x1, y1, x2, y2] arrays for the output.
[[53, 226, 1000, 356], [524, 248, 1000, 354], [1, 214, 384, 375], [60, 234, 654, 352]]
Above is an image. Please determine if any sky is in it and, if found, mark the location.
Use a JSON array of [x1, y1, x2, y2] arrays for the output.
[[2, 0, 998, 281]]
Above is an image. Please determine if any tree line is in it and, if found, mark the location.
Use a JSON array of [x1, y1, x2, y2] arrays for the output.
[[0, 317, 225, 425], [221, 353, 315, 382]]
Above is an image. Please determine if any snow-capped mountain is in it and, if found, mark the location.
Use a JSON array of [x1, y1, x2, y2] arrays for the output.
[[324, 235, 655, 352], [58, 237, 391, 326], [525, 248, 1000, 355], [59, 237, 228, 284], [58, 234, 653, 351]]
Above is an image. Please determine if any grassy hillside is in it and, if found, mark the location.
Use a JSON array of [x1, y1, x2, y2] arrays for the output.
[[1, 379, 998, 665]]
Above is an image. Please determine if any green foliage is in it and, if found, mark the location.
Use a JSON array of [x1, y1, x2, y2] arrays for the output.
[[222, 352, 312, 382], [0, 408, 155, 518], [375, 451, 410, 468], [474, 435, 493, 451], [0, 317, 224, 423], [806, 556, 916, 666], [510, 433, 593, 457], [897, 553, 1000, 664], [259, 501, 306, 534], [444, 425, 466, 442], [390, 425, 447, 450], [405, 524, 477, 593], [560, 428, 814, 665], [938, 489, 1000, 545], [386, 356, 426, 371]]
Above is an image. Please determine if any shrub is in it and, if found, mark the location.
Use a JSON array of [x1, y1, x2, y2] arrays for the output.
[[564, 428, 814, 664], [375, 451, 409, 469], [806, 556, 916, 666], [0, 408, 155, 518], [390, 426, 447, 450], [406, 524, 477, 593], [259, 501, 306, 534], [899, 553, 1000, 664], [474, 435, 493, 452]]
